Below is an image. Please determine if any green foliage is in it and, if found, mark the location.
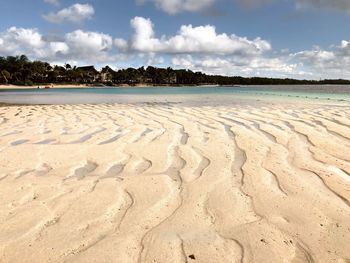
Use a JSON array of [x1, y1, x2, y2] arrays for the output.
[[1, 54, 350, 86], [1, 70, 11, 83], [65, 63, 72, 70]]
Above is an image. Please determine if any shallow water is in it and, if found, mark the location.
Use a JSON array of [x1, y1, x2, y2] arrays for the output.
[[1, 85, 349, 105]]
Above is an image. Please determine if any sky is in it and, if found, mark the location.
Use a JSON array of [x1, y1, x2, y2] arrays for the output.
[[1, 0, 350, 79]]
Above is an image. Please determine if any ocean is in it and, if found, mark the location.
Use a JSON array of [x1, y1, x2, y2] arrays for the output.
[[1, 85, 349, 105]]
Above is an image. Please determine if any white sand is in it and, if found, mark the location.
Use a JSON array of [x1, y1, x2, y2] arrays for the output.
[[0, 103, 349, 262]]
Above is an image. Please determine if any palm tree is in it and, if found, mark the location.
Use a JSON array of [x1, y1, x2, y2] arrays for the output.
[[1, 70, 11, 84], [65, 63, 72, 71]]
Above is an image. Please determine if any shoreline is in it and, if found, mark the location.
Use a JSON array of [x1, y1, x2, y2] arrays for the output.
[[0, 84, 222, 90], [0, 84, 90, 89], [1, 83, 350, 90]]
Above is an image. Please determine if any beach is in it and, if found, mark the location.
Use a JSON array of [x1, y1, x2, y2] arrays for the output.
[[0, 84, 220, 90], [0, 101, 350, 262], [0, 84, 93, 90]]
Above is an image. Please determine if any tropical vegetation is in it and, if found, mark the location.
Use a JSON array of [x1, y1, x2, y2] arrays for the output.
[[1, 55, 350, 86]]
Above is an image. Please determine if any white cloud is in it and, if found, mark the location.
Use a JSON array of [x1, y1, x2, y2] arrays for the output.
[[115, 17, 271, 56], [0, 27, 45, 56], [293, 47, 335, 65], [41, 30, 113, 63], [145, 53, 165, 66], [112, 17, 302, 77], [137, 0, 215, 14], [2, 21, 350, 79], [171, 55, 299, 77], [43, 3, 94, 24], [64, 30, 113, 61], [49, 42, 69, 56], [0, 27, 113, 64], [114, 38, 128, 50], [291, 41, 350, 78], [44, 0, 60, 6]]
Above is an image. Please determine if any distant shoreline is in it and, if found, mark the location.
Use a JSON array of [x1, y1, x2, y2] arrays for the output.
[[1, 83, 350, 90], [0, 84, 89, 90], [0, 84, 90, 90], [0, 84, 223, 90]]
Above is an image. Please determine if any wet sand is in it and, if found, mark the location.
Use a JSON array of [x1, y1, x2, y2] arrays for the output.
[[0, 102, 349, 262]]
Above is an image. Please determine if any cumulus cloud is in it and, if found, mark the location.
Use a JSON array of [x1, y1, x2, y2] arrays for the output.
[[2, 20, 350, 79], [49, 42, 69, 56], [63, 30, 113, 60], [171, 55, 299, 77], [115, 17, 271, 56], [0, 27, 113, 64], [137, 0, 215, 14], [43, 3, 95, 24], [0, 27, 45, 56], [43, 31, 113, 63], [113, 17, 302, 77], [291, 41, 350, 78]]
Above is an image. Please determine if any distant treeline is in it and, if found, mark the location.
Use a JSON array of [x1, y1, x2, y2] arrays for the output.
[[1, 55, 350, 86]]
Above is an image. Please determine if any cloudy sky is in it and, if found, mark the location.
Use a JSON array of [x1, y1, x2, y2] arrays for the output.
[[1, 0, 350, 79]]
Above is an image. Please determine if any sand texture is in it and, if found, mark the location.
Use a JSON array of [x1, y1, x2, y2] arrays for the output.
[[0, 103, 349, 263]]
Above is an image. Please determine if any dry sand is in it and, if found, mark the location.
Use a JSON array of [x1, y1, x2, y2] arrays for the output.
[[0, 102, 349, 262]]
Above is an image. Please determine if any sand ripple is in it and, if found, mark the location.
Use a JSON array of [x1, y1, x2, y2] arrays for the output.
[[0, 103, 349, 262]]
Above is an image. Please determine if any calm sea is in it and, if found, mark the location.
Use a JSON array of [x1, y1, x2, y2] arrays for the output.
[[0, 85, 349, 105]]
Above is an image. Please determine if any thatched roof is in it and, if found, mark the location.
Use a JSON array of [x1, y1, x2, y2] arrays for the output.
[[77, 66, 98, 74]]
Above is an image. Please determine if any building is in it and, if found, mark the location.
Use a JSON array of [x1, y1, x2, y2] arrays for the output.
[[77, 66, 99, 83]]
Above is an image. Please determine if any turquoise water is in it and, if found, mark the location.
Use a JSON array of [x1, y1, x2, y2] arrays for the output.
[[1, 86, 349, 105]]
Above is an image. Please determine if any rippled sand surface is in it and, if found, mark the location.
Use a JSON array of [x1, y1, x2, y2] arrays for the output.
[[0, 103, 350, 263]]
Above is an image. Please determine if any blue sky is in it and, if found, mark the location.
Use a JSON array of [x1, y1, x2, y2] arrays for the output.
[[1, 0, 350, 79]]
